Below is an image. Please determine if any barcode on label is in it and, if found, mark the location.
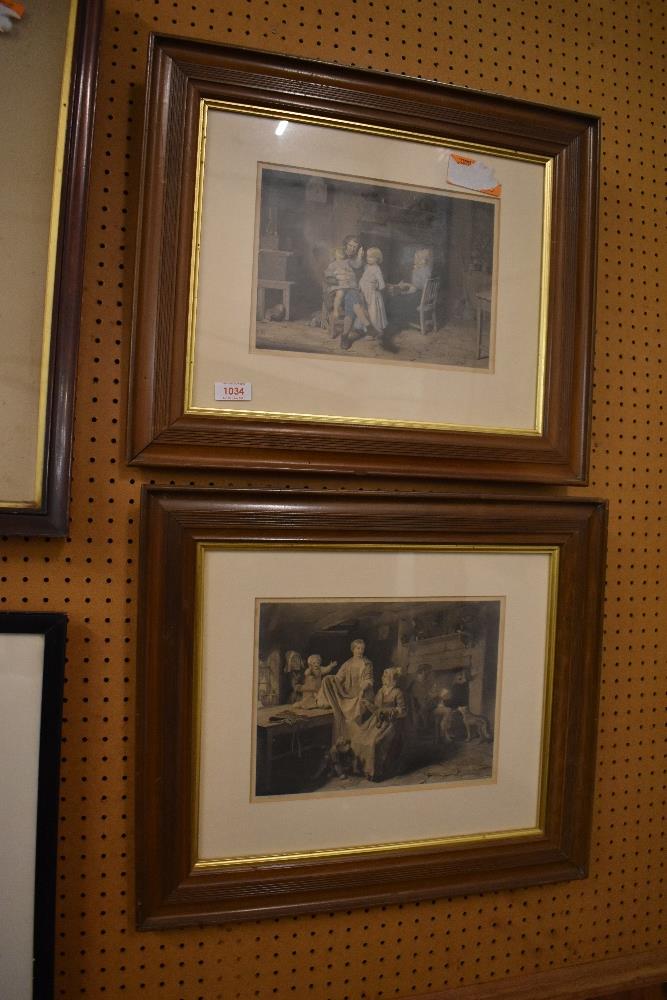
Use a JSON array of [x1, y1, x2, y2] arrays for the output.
[[214, 382, 252, 401]]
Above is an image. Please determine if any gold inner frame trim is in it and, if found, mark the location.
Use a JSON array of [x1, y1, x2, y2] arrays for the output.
[[183, 100, 552, 438], [190, 542, 559, 870], [193, 824, 545, 870]]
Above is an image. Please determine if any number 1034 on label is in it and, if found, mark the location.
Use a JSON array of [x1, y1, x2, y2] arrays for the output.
[[214, 382, 252, 401]]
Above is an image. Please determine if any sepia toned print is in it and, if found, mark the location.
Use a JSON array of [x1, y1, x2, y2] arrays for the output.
[[253, 598, 502, 798], [252, 166, 498, 370]]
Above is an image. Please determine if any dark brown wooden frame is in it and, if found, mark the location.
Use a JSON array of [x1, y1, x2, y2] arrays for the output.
[[137, 485, 607, 928], [128, 36, 599, 484], [0, 0, 102, 536]]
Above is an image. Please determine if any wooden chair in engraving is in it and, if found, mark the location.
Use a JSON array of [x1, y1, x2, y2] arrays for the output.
[[411, 276, 440, 335]]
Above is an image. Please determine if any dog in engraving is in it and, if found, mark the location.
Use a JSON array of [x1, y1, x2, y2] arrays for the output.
[[457, 705, 492, 742]]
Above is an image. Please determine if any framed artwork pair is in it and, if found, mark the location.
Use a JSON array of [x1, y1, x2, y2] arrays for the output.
[[124, 38, 604, 926], [0, 0, 606, 965]]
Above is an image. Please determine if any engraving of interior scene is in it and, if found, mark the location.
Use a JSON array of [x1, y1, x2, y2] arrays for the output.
[[253, 167, 496, 369], [254, 598, 501, 798]]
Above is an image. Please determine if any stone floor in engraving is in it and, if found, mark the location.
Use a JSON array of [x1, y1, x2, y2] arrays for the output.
[[319, 739, 494, 793], [255, 318, 490, 370]]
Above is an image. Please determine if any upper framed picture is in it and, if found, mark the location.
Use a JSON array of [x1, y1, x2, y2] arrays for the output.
[[0, 613, 67, 998], [128, 37, 599, 483], [136, 486, 607, 927], [0, 0, 102, 536]]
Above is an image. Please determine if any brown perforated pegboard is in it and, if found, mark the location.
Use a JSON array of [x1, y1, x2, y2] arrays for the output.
[[1, 0, 665, 997]]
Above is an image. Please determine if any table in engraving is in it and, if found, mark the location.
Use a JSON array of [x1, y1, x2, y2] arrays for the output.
[[256, 705, 333, 795]]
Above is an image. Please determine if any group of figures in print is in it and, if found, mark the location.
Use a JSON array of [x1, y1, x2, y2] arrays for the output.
[[254, 599, 500, 797]]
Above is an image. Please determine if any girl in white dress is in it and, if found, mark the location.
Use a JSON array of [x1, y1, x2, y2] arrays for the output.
[[359, 247, 388, 334]]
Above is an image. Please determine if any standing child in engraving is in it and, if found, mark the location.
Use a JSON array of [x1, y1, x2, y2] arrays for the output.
[[359, 246, 388, 336]]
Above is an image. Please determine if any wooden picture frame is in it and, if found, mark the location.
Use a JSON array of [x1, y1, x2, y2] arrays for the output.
[[0, 613, 67, 998], [128, 36, 599, 484], [136, 486, 607, 928], [0, 1, 102, 536]]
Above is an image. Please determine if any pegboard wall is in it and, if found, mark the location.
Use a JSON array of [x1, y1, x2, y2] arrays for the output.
[[1, 0, 665, 997]]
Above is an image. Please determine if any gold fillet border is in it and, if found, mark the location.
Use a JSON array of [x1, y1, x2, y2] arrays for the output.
[[183, 100, 552, 439], [189, 542, 559, 870], [0, 0, 78, 509]]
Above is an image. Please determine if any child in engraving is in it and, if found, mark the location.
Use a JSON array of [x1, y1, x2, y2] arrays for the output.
[[295, 653, 337, 709], [434, 687, 455, 742], [359, 246, 388, 336]]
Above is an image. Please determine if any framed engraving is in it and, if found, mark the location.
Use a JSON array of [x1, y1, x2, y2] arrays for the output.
[[128, 37, 600, 484], [136, 486, 607, 927], [0, 1, 102, 535]]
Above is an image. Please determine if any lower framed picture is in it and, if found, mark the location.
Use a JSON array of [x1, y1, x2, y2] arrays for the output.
[[0, 613, 67, 999], [137, 486, 607, 927]]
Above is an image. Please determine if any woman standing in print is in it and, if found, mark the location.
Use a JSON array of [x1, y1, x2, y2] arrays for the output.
[[319, 638, 374, 743]]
